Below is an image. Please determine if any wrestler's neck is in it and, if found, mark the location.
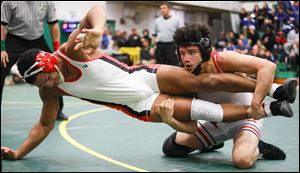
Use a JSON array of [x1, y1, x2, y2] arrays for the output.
[[201, 60, 219, 74], [54, 57, 80, 82]]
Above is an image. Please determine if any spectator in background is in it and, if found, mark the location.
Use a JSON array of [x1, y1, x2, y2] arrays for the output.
[[235, 38, 249, 54], [227, 31, 238, 46], [257, 2, 272, 31], [261, 18, 275, 33], [248, 25, 260, 47], [127, 28, 142, 47], [253, 3, 260, 19], [142, 29, 151, 47], [1, 1, 67, 120], [224, 41, 236, 51], [101, 28, 110, 50], [274, 5, 288, 32], [250, 44, 261, 58], [140, 38, 156, 65], [239, 7, 248, 32], [283, 24, 299, 70], [265, 50, 277, 63], [261, 26, 277, 52], [153, 1, 180, 66], [276, 31, 287, 46], [239, 34, 250, 49], [283, 24, 299, 55], [256, 40, 267, 55], [214, 31, 228, 52], [112, 30, 127, 50], [275, 31, 287, 62], [282, 18, 295, 36], [291, 1, 299, 25], [280, 1, 292, 12], [241, 12, 256, 36]]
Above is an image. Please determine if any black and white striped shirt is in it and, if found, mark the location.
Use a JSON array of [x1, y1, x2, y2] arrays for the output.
[[154, 15, 180, 43], [1, 1, 58, 40]]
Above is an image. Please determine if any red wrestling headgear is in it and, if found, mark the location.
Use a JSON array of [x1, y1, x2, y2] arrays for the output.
[[23, 51, 58, 79]]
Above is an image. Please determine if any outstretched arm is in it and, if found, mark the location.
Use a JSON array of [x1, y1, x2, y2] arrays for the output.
[[1, 88, 59, 160]]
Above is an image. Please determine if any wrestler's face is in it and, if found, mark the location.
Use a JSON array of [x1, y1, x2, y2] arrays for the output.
[[35, 72, 60, 88], [179, 45, 202, 72]]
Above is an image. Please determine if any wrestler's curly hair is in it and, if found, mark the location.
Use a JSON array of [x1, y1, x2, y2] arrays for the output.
[[17, 48, 43, 84], [173, 24, 212, 62]]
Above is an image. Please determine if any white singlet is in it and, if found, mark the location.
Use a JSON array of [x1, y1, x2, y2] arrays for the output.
[[56, 49, 161, 122]]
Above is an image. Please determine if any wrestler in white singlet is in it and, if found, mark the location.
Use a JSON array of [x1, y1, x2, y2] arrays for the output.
[[56, 49, 161, 122]]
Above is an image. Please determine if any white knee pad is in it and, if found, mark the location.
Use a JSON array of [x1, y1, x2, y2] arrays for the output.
[[191, 98, 223, 122]]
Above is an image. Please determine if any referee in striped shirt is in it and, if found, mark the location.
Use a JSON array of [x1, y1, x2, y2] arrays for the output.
[[153, 2, 180, 66], [1, 1, 67, 120]]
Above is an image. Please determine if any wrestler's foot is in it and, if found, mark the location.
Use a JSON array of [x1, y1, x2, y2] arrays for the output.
[[269, 100, 294, 118], [273, 78, 298, 103], [162, 132, 194, 157], [56, 112, 68, 121], [258, 140, 286, 160]]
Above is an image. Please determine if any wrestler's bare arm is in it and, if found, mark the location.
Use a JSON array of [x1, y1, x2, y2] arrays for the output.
[[218, 51, 276, 105], [1, 88, 59, 160]]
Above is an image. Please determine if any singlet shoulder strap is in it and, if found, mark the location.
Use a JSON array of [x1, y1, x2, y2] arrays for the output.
[[56, 49, 84, 67], [211, 51, 223, 73]]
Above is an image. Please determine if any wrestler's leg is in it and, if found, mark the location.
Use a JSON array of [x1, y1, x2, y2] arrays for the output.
[[232, 131, 259, 169], [162, 126, 225, 157], [156, 65, 256, 95], [149, 94, 249, 123], [149, 94, 292, 133]]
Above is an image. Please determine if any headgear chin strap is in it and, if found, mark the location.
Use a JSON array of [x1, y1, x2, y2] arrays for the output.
[[192, 61, 204, 75], [23, 51, 64, 84]]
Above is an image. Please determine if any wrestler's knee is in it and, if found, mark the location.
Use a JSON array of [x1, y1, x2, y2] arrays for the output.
[[232, 151, 255, 169]]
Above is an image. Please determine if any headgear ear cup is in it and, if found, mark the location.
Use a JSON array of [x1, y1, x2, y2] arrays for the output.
[[36, 51, 58, 72], [199, 37, 212, 62]]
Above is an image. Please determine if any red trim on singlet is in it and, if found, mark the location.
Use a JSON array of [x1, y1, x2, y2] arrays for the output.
[[100, 53, 132, 70], [211, 51, 223, 73], [100, 53, 161, 72], [55, 51, 83, 82], [56, 86, 151, 122], [57, 49, 106, 62], [240, 125, 260, 137], [196, 127, 212, 146], [103, 104, 150, 122]]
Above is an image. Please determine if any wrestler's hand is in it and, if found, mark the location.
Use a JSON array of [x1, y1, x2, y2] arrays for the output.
[[1, 51, 9, 68], [155, 98, 175, 123], [74, 28, 103, 55], [1, 146, 19, 160], [247, 104, 266, 120]]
